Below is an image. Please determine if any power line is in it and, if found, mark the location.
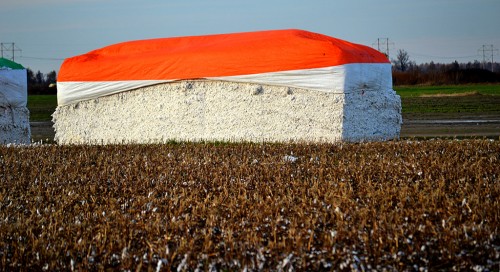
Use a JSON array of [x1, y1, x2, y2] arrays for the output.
[[372, 38, 394, 58], [0, 42, 22, 61], [1, 42, 66, 62], [407, 51, 479, 60], [478, 45, 498, 72], [19, 56, 65, 61]]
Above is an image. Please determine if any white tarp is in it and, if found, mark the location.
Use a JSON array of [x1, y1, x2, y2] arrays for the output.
[[56, 63, 392, 106], [0, 68, 28, 108]]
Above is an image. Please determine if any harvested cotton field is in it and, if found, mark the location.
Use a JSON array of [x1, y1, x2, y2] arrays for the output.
[[53, 80, 401, 144], [54, 29, 401, 144], [0, 140, 498, 270]]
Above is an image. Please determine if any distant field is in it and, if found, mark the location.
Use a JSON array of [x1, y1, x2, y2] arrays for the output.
[[400, 93, 500, 116], [394, 85, 500, 120], [394, 84, 500, 98], [27, 95, 57, 122]]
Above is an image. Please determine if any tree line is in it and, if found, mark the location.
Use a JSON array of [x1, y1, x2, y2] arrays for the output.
[[27, 68, 57, 95], [391, 49, 500, 86]]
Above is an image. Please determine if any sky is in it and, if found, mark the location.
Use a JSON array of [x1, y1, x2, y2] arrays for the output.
[[1, 0, 499, 74]]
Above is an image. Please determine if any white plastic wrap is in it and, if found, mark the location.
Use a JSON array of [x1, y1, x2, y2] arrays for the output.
[[56, 63, 392, 106], [0, 69, 28, 107]]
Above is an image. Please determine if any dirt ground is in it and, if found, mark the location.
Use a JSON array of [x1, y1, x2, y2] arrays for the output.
[[30, 121, 55, 143], [401, 119, 500, 139], [401, 112, 500, 139]]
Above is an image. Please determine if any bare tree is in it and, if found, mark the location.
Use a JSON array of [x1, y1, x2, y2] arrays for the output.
[[392, 49, 410, 72]]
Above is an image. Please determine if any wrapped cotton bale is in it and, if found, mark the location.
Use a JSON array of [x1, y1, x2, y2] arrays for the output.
[[54, 29, 401, 144], [0, 58, 30, 144]]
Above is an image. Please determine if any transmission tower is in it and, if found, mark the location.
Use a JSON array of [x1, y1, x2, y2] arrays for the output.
[[0, 43, 22, 62], [373, 38, 394, 58], [478, 45, 498, 72]]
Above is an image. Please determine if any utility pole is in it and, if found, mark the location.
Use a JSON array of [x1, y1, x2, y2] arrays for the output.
[[373, 38, 393, 59], [0, 43, 22, 62], [478, 45, 498, 72]]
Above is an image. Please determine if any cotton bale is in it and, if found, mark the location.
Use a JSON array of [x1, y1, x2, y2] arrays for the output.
[[0, 58, 30, 144], [54, 29, 402, 144]]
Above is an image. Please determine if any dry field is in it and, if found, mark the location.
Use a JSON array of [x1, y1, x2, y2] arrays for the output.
[[0, 140, 499, 271]]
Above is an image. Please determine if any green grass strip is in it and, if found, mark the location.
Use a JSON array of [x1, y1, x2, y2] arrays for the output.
[[27, 95, 57, 121], [395, 84, 500, 98]]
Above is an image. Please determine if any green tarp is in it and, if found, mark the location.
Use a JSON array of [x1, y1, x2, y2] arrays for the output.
[[0, 58, 24, 70]]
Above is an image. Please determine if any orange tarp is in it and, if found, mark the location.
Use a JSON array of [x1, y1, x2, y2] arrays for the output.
[[58, 29, 389, 82]]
